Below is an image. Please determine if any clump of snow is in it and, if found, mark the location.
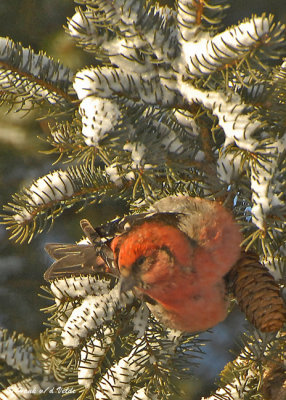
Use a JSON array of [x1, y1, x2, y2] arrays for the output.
[[95, 338, 149, 400], [62, 285, 134, 348], [13, 171, 74, 223], [183, 16, 270, 76], [78, 328, 114, 388], [79, 96, 120, 146]]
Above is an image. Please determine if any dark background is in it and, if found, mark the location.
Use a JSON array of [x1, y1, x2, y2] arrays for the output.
[[0, 1, 285, 398]]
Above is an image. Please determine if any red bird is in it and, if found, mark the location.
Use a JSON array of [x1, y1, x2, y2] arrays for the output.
[[45, 196, 242, 332]]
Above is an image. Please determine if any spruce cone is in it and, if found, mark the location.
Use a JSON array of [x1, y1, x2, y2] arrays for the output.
[[227, 251, 286, 332]]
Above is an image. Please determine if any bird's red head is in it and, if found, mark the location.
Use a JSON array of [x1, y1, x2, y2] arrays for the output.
[[111, 220, 195, 289]]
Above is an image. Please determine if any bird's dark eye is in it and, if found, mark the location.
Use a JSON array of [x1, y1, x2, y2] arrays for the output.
[[137, 255, 146, 265], [132, 255, 146, 273]]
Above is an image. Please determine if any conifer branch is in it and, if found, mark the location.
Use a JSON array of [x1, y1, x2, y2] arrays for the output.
[[2, 166, 126, 243], [1, 0, 286, 399], [0, 37, 75, 114]]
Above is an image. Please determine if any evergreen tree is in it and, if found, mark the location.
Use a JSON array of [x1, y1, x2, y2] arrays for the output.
[[0, 1, 285, 399]]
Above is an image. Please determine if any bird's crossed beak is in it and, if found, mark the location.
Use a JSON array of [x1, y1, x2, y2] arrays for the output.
[[119, 275, 138, 294]]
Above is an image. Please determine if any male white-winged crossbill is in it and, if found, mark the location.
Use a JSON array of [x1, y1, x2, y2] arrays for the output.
[[45, 196, 242, 332]]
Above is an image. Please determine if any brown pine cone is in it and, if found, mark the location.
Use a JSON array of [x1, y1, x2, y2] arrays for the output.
[[227, 250, 286, 332]]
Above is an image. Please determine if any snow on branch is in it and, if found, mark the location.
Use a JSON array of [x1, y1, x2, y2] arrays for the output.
[[94, 337, 149, 399], [0, 330, 42, 375], [1, 2, 286, 397], [61, 284, 134, 348], [181, 15, 281, 77], [73, 66, 178, 105], [0, 37, 73, 110], [2, 165, 122, 242]]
